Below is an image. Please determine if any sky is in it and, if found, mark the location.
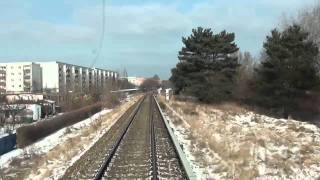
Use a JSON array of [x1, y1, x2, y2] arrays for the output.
[[0, 0, 316, 79]]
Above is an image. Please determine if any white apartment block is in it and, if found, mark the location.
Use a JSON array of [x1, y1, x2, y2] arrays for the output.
[[126, 77, 146, 87], [0, 62, 42, 94], [0, 61, 118, 95], [39, 61, 117, 94], [0, 65, 6, 94]]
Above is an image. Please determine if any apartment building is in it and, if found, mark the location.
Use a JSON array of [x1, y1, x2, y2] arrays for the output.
[[94, 68, 116, 90], [0, 62, 42, 93], [126, 77, 146, 87], [0, 65, 6, 94], [39, 61, 117, 94], [0, 61, 118, 95]]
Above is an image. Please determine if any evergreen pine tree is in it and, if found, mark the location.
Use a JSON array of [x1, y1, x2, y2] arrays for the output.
[[254, 24, 319, 117], [170, 27, 239, 102]]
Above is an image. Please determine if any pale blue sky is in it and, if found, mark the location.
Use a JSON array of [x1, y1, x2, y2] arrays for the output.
[[0, 0, 316, 79]]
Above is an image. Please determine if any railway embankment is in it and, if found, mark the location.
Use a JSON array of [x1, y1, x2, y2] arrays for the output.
[[159, 96, 320, 179]]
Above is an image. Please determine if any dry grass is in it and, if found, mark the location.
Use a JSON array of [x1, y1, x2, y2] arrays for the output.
[[160, 97, 320, 178], [172, 117, 183, 126], [171, 97, 247, 115], [209, 102, 247, 114]]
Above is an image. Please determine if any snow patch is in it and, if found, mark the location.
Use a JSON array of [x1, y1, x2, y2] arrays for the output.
[[160, 98, 320, 179], [0, 109, 111, 168]]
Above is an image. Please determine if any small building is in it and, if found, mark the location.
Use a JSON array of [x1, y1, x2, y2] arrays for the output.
[[25, 104, 42, 121], [41, 100, 56, 117]]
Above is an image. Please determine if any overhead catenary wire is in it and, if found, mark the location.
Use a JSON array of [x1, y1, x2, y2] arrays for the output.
[[90, 0, 106, 68]]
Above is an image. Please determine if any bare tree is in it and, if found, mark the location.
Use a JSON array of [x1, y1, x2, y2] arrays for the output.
[[234, 51, 257, 101], [279, 1, 320, 74], [100, 79, 121, 108], [297, 2, 320, 46], [140, 77, 160, 91], [280, 1, 320, 47]]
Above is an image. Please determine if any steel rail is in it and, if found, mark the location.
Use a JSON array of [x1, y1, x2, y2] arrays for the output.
[[153, 95, 197, 180], [93, 95, 146, 180], [150, 96, 158, 179]]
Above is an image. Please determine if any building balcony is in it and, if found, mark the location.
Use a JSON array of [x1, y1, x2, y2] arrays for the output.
[[23, 69, 31, 73], [24, 82, 31, 87], [24, 75, 31, 80], [24, 83, 31, 90]]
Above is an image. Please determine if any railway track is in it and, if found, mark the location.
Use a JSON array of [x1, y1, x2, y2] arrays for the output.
[[150, 96, 186, 179], [63, 96, 145, 179], [64, 94, 193, 179]]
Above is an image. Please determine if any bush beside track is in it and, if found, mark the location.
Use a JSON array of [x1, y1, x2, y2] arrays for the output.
[[16, 103, 102, 147]]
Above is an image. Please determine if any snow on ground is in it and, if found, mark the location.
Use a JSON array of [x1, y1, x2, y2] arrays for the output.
[[0, 109, 111, 168], [159, 97, 320, 179], [0, 94, 141, 179], [37, 109, 113, 179]]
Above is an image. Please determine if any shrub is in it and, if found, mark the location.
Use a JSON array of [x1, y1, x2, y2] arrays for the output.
[[102, 92, 120, 109], [16, 103, 102, 147]]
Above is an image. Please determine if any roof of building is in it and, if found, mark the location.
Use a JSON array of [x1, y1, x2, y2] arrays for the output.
[[0, 61, 117, 73], [39, 61, 116, 73], [0, 62, 39, 66]]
